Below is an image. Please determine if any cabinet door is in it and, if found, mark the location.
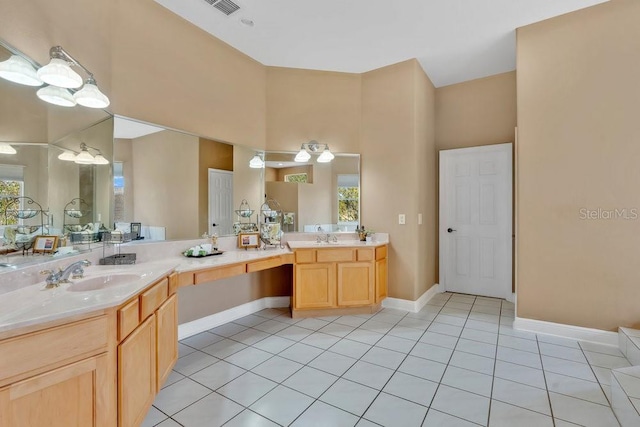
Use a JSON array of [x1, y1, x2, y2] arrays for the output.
[[0, 353, 110, 427], [294, 263, 336, 309], [118, 315, 156, 427], [337, 262, 374, 307], [376, 258, 388, 303], [156, 294, 178, 390]]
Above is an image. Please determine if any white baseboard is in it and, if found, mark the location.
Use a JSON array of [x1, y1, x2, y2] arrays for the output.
[[506, 292, 516, 304], [382, 284, 440, 313], [178, 296, 290, 340], [513, 316, 618, 346]]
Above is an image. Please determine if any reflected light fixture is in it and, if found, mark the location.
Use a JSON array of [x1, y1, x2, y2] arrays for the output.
[[0, 143, 17, 155], [58, 150, 76, 161], [73, 76, 109, 108], [249, 152, 265, 168], [0, 55, 43, 86], [56, 142, 109, 165], [36, 85, 76, 107], [74, 145, 95, 164], [294, 141, 334, 163]]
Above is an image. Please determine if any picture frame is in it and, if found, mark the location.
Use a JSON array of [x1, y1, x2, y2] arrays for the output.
[[33, 235, 59, 254], [237, 232, 260, 249]]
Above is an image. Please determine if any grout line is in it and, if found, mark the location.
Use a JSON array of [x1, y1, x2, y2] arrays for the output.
[[484, 296, 500, 426], [536, 333, 557, 426]]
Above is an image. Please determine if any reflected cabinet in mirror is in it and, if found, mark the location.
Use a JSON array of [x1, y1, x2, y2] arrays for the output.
[[264, 152, 360, 233]]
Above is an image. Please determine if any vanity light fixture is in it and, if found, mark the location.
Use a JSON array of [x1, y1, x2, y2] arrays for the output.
[[249, 152, 265, 168], [294, 141, 334, 163], [57, 150, 77, 161], [0, 55, 43, 86], [74, 145, 95, 164], [0, 142, 17, 155], [37, 46, 109, 108], [56, 142, 109, 165]]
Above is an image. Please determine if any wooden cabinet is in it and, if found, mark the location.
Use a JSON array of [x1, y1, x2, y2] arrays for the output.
[[295, 263, 336, 309], [156, 294, 178, 389], [118, 316, 156, 427], [0, 353, 110, 427], [337, 262, 374, 306], [293, 245, 388, 315]]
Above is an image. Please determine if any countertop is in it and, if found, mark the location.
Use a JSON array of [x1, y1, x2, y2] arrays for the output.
[[0, 238, 388, 335]]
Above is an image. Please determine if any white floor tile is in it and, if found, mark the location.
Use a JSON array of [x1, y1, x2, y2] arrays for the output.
[[224, 347, 273, 370], [319, 322, 357, 337], [371, 312, 405, 325], [471, 305, 501, 316], [493, 360, 546, 389], [388, 325, 425, 341], [179, 342, 197, 358], [496, 346, 542, 369], [252, 319, 290, 334], [359, 320, 394, 334], [229, 328, 270, 346], [439, 307, 471, 319], [279, 342, 325, 364], [181, 332, 225, 350], [300, 331, 342, 349], [345, 328, 384, 345], [223, 409, 279, 427], [410, 342, 454, 364], [276, 325, 315, 341], [429, 322, 463, 337], [291, 400, 359, 427], [465, 319, 500, 333], [155, 419, 181, 427], [334, 315, 368, 328], [216, 372, 277, 406], [397, 317, 432, 330], [539, 342, 587, 363], [592, 365, 613, 386], [251, 335, 296, 354], [491, 378, 551, 416], [251, 355, 303, 383], [422, 409, 479, 426], [399, 355, 447, 383], [456, 338, 497, 358], [489, 400, 553, 427], [431, 384, 490, 425], [343, 360, 395, 390], [461, 328, 498, 345], [584, 351, 631, 370], [419, 331, 459, 349], [189, 360, 246, 390], [153, 378, 212, 416], [309, 351, 357, 376], [498, 326, 537, 341], [541, 355, 597, 382], [497, 335, 539, 354], [442, 365, 493, 397], [376, 334, 417, 354], [329, 338, 372, 359], [172, 392, 243, 427], [549, 392, 619, 427], [545, 372, 609, 405], [201, 338, 247, 359], [254, 308, 288, 319], [468, 312, 499, 324], [383, 371, 438, 406], [141, 406, 167, 427], [209, 323, 247, 337], [250, 385, 314, 426], [233, 314, 268, 328], [320, 378, 379, 416], [536, 335, 580, 349], [296, 317, 331, 331], [449, 351, 495, 376], [579, 341, 625, 357], [444, 301, 473, 311], [364, 392, 428, 427], [283, 366, 339, 398], [162, 370, 185, 389], [361, 346, 406, 370], [173, 351, 218, 376]]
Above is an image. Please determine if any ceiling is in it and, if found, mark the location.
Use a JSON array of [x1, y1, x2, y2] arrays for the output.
[[113, 116, 164, 139], [155, 0, 606, 87]]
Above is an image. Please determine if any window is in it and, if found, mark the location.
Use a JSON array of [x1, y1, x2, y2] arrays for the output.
[[284, 173, 308, 183], [0, 165, 24, 225], [338, 174, 359, 223], [113, 162, 125, 223]]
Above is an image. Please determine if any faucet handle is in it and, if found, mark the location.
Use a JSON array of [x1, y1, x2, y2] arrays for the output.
[[81, 259, 92, 266]]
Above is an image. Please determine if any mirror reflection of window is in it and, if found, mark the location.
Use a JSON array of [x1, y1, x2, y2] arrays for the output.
[[113, 162, 125, 223], [0, 165, 24, 225], [338, 174, 359, 225], [284, 173, 308, 183]]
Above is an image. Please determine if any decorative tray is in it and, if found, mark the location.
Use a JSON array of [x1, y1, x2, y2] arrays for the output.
[[183, 250, 224, 258]]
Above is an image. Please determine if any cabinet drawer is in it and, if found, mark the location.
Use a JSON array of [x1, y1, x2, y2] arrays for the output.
[[357, 249, 374, 261], [247, 256, 283, 273], [295, 250, 315, 264], [194, 263, 246, 284], [317, 248, 354, 263], [178, 272, 194, 287], [375, 245, 388, 260], [0, 315, 108, 385], [168, 272, 178, 295], [140, 278, 169, 320], [118, 298, 140, 341]]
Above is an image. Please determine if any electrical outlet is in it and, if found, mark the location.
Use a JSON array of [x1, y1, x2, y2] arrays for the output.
[[399, 214, 406, 225], [418, 213, 423, 225]]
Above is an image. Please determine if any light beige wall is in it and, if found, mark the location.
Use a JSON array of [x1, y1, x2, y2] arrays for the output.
[[132, 130, 199, 240], [298, 163, 333, 231], [266, 67, 361, 153], [113, 138, 134, 222], [435, 72, 517, 150], [198, 139, 233, 234], [517, 0, 640, 330], [0, 0, 266, 148], [265, 182, 298, 226]]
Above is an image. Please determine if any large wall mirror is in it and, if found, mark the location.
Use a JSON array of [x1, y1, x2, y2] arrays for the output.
[[0, 40, 112, 266], [264, 152, 360, 233]]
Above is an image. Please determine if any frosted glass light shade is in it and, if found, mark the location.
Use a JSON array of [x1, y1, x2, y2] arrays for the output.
[[74, 149, 95, 164], [0, 143, 17, 155], [294, 148, 311, 162], [0, 55, 43, 86], [74, 82, 110, 108], [58, 150, 76, 161], [37, 58, 82, 88], [93, 153, 109, 165], [37, 85, 76, 107], [317, 147, 335, 163], [249, 154, 264, 168]]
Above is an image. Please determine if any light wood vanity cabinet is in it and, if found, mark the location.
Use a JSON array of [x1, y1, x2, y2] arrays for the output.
[[293, 245, 388, 315]]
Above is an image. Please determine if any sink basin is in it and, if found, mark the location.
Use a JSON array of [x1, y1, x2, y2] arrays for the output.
[[66, 274, 142, 292]]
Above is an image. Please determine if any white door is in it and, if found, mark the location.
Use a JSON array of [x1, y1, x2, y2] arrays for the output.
[[208, 169, 233, 236], [439, 143, 512, 299]]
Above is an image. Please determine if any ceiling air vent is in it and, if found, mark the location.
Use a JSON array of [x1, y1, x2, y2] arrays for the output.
[[204, 0, 240, 16]]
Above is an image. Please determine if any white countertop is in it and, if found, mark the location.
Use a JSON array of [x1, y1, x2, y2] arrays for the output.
[[287, 240, 387, 249]]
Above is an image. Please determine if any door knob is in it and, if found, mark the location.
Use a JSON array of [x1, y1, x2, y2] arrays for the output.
[[447, 228, 456, 233]]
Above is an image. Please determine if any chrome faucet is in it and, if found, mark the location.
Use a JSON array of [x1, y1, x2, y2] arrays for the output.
[[40, 259, 92, 289]]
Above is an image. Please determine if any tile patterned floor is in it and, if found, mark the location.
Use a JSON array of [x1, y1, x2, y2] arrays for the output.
[[143, 293, 627, 426]]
